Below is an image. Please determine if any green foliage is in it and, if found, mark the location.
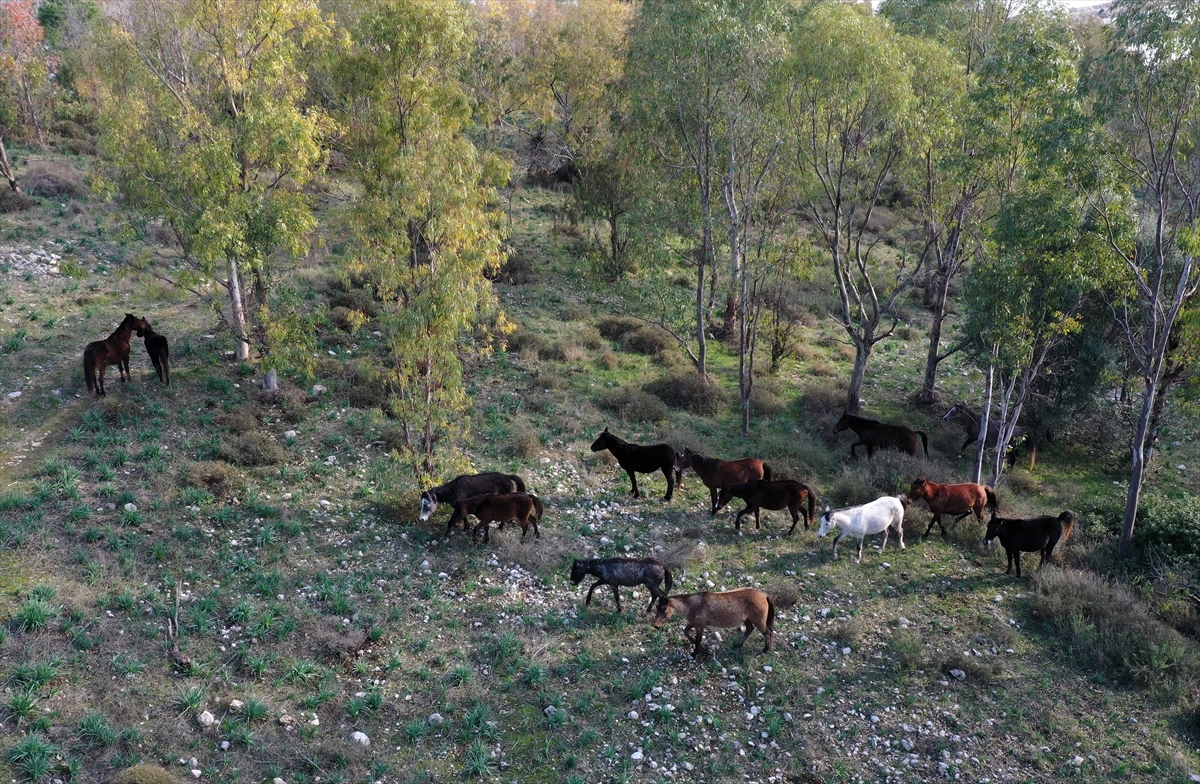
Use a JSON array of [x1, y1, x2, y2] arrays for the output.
[[4, 734, 57, 781]]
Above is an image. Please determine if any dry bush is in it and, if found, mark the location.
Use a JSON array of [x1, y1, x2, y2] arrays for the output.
[[51, 119, 91, 140], [509, 417, 541, 458], [545, 340, 586, 363], [0, 188, 35, 212], [100, 398, 143, 427], [559, 303, 590, 321], [644, 371, 728, 417], [497, 246, 536, 284], [346, 360, 389, 409], [22, 161, 87, 198], [621, 326, 673, 355], [507, 328, 550, 359], [596, 316, 642, 341], [532, 368, 569, 390], [216, 409, 260, 434], [312, 356, 344, 380], [933, 649, 1004, 684], [577, 326, 605, 350], [112, 765, 180, 784], [59, 138, 98, 157], [1031, 568, 1200, 699], [218, 431, 287, 467], [596, 386, 668, 423], [494, 531, 573, 574], [889, 628, 924, 671], [331, 288, 380, 318], [833, 616, 866, 646], [181, 460, 245, 498], [896, 324, 922, 341], [750, 381, 787, 417], [597, 351, 620, 370]]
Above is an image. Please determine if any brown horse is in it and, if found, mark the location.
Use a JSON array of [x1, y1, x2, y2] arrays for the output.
[[907, 477, 997, 537], [83, 313, 149, 396], [713, 480, 816, 534], [446, 492, 544, 543], [674, 447, 772, 514], [983, 511, 1074, 578], [833, 412, 928, 459], [652, 588, 778, 657]]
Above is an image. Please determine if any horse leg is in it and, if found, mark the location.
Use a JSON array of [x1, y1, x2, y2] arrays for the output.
[[923, 514, 940, 538], [959, 436, 974, 458], [831, 532, 842, 560], [1014, 551, 1022, 578], [855, 536, 866, 563], [611, 583, 622, 614], [879, 526, 889, 552], [754, 507, 761, 530], [849, 441, 861, 459], [786, 504, 800, 536], [734, 507, 749, 532], [895, 521, 906, 550], [867, 444, 876, 459], [736, 621, 754, 649], [627, 469, 640, 499], [663, 467, 675, 502], [97, 364, 108, 396], [645, 584, 659, 614], [709, 486, 718, 515], [585, 580, 604, 607], [1004, 548, 1014, 575], [691, 625, 706, 657]]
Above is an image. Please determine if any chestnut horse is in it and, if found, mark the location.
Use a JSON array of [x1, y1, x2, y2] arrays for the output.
[[652, 588, 778, 657], [674, 447, 772, 514], [713, 479, 816, 534], [833, 412, 928, 459], [983, 511, 1074, 578], [907, 477, 997, 537], [83, 313, 149, 396], [446, 492, 544, 543]]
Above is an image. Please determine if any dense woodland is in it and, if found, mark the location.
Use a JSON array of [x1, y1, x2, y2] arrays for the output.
[[2, 0, 1200, 782]]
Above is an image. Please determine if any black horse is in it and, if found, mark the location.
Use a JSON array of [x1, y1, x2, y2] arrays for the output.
[[943, 403, 1022, 464], [570, 557, 673, 613], [832, 412, 928, 459], [419, 472, 527, 528], [982, 511, 1074, 578], [589, 428, 679, 501], [137, 320, 170, 385]]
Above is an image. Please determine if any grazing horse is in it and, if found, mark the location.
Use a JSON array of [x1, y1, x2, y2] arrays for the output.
[[674, 448, 772, 514], [83, 313, 149, 396], [447, 492, 544, 543], [833, 412, 928, 459], [419, 472, 527, 529], [817, 496, 908, 563], [652, 588, 777, 657], [570, 557, 673, 614], [137, 320, 170, 386], [906, 477, 997, 537], [982, 510, 1074, 578], [713, 480, 817, 534], [590, 428, 679, 501], [942, 403, 1023, 463]]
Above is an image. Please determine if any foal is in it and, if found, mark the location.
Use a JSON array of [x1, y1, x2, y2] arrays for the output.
[[446, 492, 544, 543], [652, 588, 776, 657], [570, 557, 673, 613]]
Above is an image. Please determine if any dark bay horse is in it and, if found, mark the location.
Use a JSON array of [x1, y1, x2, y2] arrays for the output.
[[983, 511, 1074, 578], [674, 447, 772, 514], [590, 428, 679, 501], [570, 557, 673, 613], [833, 412, 928, 459], [447, 492, 544, 543], [713, 479, 816, 534], [420, 472, 527, 527], [942, 403, 1023, 463], [138, 320, 170, 385], [83, 313, 148, 396], [652, 588, 778, 657], [907, 476, 997, 537]]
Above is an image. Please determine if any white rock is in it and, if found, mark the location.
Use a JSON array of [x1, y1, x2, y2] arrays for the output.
[[627, 710, 639, 720], [901, 739, 915, 752], [196, 710, 215, 728], [191, 771, 201, 779], [1073, 756, 1084, 766], [281, 493, 293, 500], [428, 712, 444, 726], [274, 779, 288, 784], [350, 731, 370, 746], [7, 391, 21, 399], [949, 669, 966, 681], [220, 740, 230, 751], [543, 705, 558, 716], [1179, 464, 1187, 471], [284, 430, 297, 439], [311, 384, 327, 396], [631, 749, 644, 761], [841, 647, 851, 655], [229, 700, 244, 711], [308, 714, 319, 726], [1189, 774, 1200, 783], [124, 503, 138, 513], [319, 499, 331, 508], [437, 572, 449, 580], [539, 457, 551, 464], [898, 617, 910, 626]]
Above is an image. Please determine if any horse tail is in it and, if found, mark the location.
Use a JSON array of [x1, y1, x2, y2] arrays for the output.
[[806, 484, 816, 527], [83, 349, 95, 393], [511, 474, 526, 493], [662, 564, 674, 594], [762, 463, 773, 481], [766, 595, 777, 633], [1059, 511, 1075, 544], [985, 487, 998, 514], [917, 430, 929, 457], [162, 343, 170, 386], [531, 494, 544, 522]]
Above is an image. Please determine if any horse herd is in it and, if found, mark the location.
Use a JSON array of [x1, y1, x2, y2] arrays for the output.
[[418, 426, 1076, 657], [82, 313, 170, 395]]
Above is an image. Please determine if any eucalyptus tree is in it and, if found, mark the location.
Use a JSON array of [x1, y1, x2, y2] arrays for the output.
[[626, 0, 789, 381], [331, 0, 509, 477], [1089, 0, 1200, 556], [782, 3, 957, 414], [92, 0, 329, 363]]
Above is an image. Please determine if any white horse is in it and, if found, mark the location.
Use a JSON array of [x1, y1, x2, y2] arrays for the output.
[[817, 495, 908, 562]]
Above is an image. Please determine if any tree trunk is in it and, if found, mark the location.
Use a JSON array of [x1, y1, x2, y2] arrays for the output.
[[0, 136, 19, 193], [845, 338, 870, 414], [974, 357, 994, 485], [694, 253, 707, 380], [227, 258, 252, 362], [1119, 379, 1156, 556], [919, 272, 951, 404]]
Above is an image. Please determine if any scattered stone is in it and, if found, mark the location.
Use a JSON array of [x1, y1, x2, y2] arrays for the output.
[[229, 700, 244, 711], [949, 669, 966, 681], [284, 430, 297, 439], [898, 617, 910, 627], [278, 714, 295, 726], [539, 457, 551, 464], [841, 647, 851, 655], [196, 710, 215, 728], [419, 560, 431, 572], [7, 391, 21, 400], [437, 572, 449, 580], [220, 740, 230, 751], [281, 493, 293, 500], [308, 714, 319, 726], [350, 731, 370, 746], [311, 384, 327, 396], [191, 771, 201, 779], [428, 712, 444, 726], [274, 779, 288, 784], [631, 749, 644, 761], [319, 499, 331, 508], [543, 705, 558, 717], [1073, 756, 1085, 766], [124, 502, 138, 513], [901, 739, 915, 752], [627, 710, 639, 720]]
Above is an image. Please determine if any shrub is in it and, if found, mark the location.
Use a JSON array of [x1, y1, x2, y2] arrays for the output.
[[218, 432, 287, 467], [181, 461, 245, 498], [346, 360, 389, 409], [506, 328, 550, 359], [216, 409, 260, 434], [331, 288, 380, 318], [620, 326, 673, 355], [558, 304, 590, 322], [750, 380, 787, 417], [596, 386, 668, 423], [644, 371, 728, 416], [578, 326, 604, 350], [596, 316, 641, 341], [21, 161, 87, 198], [597, 351, 619, 371], [509, 418, 541, 458], [113, 764, 180, 784], [545, 341, 586, 363], [0, 188, 35, 213]]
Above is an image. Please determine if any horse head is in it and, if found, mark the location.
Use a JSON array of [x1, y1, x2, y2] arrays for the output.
[[673, 448, 693, 472], [941, 405, 959, 423], [569, 559, 585, 585], [816, 507, 835, 537], [418, 492, 436, 521], [981, 512, 1003, 546], [590, 428, 611, 452], [650, 596, 675, 628], [832, 412, 852, 434], [907, 477, 930, 500]]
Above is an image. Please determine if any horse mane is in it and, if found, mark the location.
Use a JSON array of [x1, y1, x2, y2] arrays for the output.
[[688, 451, 719, 472]]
